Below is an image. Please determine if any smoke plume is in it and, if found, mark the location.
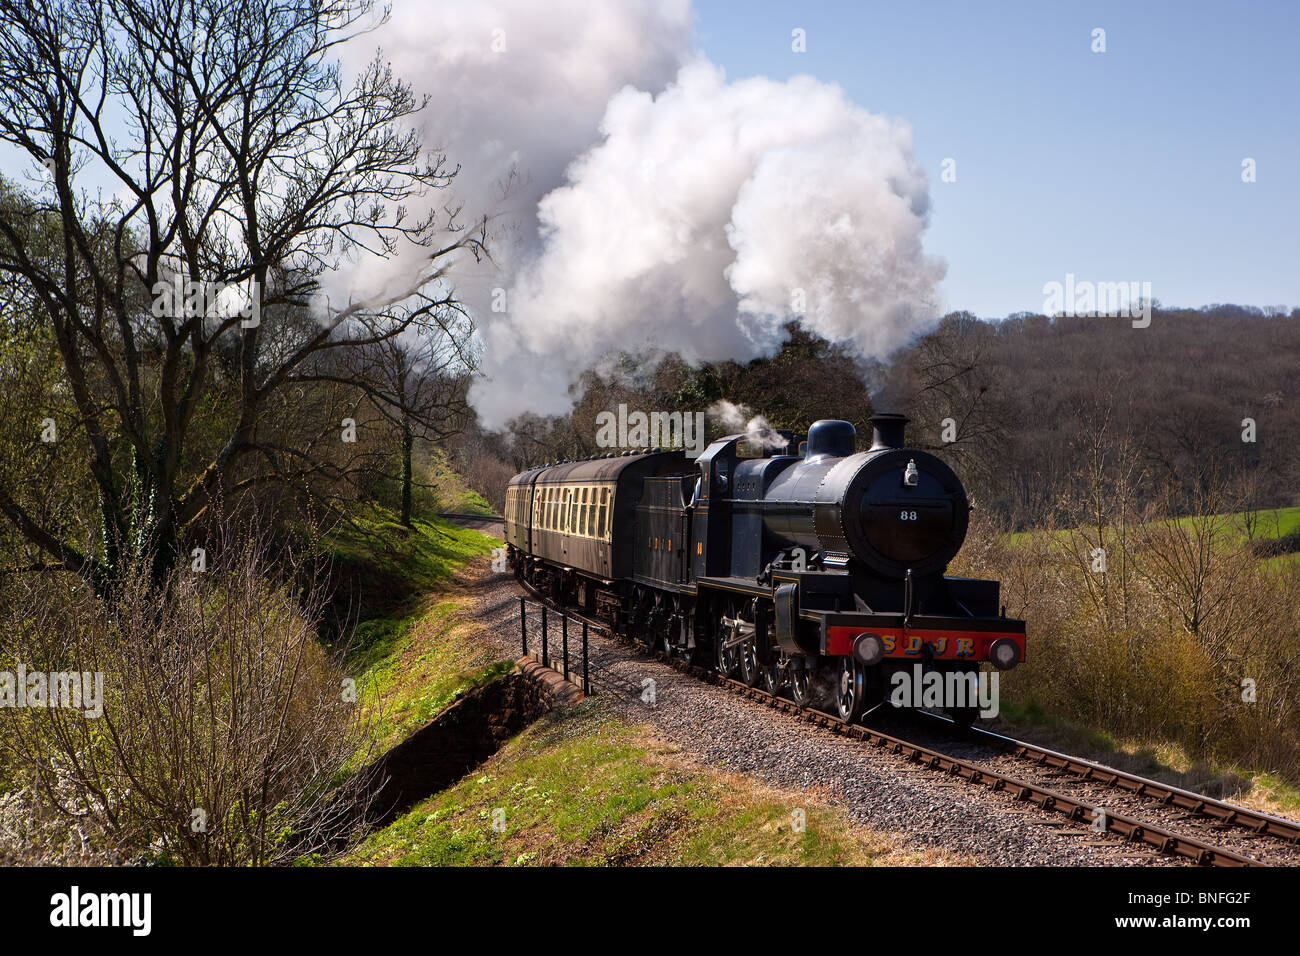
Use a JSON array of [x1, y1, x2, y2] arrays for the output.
[[337, 3, 946, 429], [331, 0, 692, 311]]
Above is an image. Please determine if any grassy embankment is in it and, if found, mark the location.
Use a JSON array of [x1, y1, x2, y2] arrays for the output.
[[421, 448, 497, 517], [340, 697, 962, 866], [324, 506, 504, 755]]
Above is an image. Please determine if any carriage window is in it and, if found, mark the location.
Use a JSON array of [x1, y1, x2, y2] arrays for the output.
[[598, 487, 609, 539], [565, 488, 574, 532], [580, 487, 590, 536]]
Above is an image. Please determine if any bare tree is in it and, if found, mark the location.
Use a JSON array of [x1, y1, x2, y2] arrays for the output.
[[340, 322, 476, 526], [0, 0, 485, 590]]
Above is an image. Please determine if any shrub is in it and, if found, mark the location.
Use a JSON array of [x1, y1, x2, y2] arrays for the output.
[[0, 528, 372, 865]]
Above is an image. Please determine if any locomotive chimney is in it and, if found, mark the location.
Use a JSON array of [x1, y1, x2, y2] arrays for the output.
[[869, 413, 909, 450]]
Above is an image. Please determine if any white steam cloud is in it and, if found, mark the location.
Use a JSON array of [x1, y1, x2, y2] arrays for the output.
[[708, 400, 787, 450], [336, 2, 946, 430], [331, 0, 692, 309]]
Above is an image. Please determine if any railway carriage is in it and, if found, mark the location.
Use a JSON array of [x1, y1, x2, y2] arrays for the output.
[[504, 415, 1025, 724]]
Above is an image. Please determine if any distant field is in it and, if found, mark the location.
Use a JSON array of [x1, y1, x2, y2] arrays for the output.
[[1010, 506, 1300, 549], [1225, 506, 1300, 539]]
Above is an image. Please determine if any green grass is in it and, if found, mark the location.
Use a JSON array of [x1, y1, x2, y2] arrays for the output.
[[327, 506, 498, 597], [322, 503, 507, 755], [1199, 506, 1300, 541], [337, 700, 962, 867], [323, 506, 499, 655], [450, 488, 496, 517], [355, 596, 513, 754], [1249, 773, 1300, 815], [422, 449, 499, 516]]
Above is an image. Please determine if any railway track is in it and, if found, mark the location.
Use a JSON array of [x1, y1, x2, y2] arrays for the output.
[[916, 712, 1300, 848], [518, 580, 1296, 868]]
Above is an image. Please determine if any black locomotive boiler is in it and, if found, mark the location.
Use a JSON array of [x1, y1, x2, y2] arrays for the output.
[[503, 414, 1025, 722]]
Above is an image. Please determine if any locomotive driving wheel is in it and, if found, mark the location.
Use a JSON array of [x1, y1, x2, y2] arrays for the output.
[[715, 616, 739, 677], [667, 602, 693, 664], [834, 658, 866, 723], [737, 627, 761, 686], [632, 587, 660, 653], [761, 654, 787, 694], [790, 655, 815, 708]]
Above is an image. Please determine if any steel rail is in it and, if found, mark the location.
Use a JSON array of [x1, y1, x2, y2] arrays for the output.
[[910, 709, 1300, 845]]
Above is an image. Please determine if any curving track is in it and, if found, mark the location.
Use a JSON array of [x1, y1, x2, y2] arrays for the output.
[[517, 576, 1299, 868]]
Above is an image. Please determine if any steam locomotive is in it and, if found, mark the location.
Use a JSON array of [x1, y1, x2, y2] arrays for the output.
[[503, 414, 1025, 723]]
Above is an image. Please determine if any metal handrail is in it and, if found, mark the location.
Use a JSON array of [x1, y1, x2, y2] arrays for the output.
[[518, 596, 596, 696]]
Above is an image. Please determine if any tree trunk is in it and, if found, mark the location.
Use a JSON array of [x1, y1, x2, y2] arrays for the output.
[[400, 423, 413, 528]]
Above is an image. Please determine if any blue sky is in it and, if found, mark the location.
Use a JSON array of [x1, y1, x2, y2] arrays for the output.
[[693, 0, 1300, 318], [4, 1, 1293, 325]]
